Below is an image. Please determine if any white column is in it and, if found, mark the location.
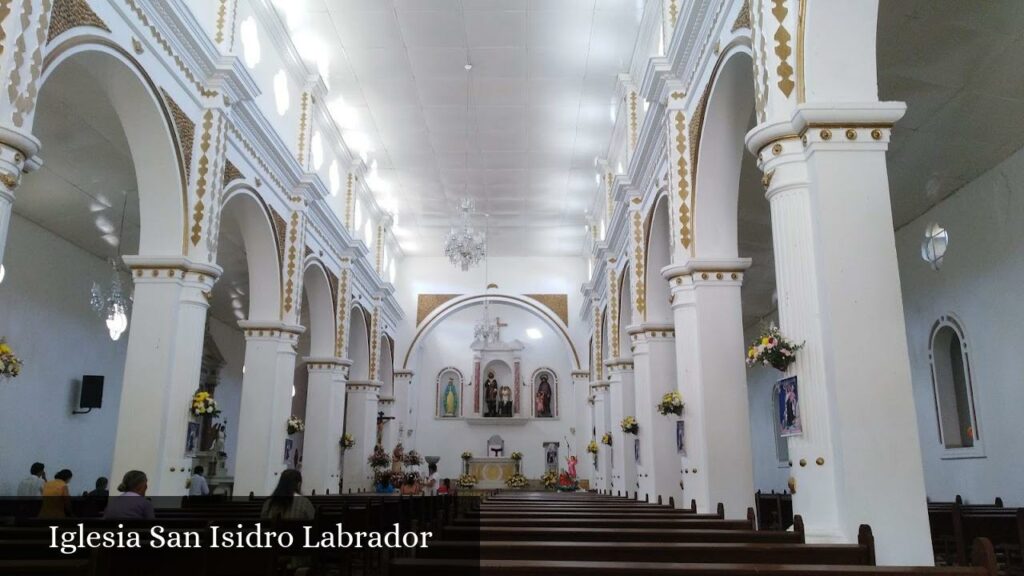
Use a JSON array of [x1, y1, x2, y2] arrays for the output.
[[110, 257, 220, 495], [631, 324, 682, 505], [745, 105, 932, 564], [663, 260, 755, 516], [590, 381, 612, 492], [342, 380, 381, 492], [570, 370, 593, 486], [393, 370, 414, 445], [233, 322, 303, 496], [379, 397, 396, 450], [301, 357, 350, 495], [606, 360, 638, 497]]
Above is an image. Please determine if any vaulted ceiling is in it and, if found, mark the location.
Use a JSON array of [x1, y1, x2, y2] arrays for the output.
[[276, 0, 644, 256]]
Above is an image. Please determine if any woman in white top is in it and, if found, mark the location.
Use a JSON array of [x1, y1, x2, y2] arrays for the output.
[[424, 463, 439, 496]]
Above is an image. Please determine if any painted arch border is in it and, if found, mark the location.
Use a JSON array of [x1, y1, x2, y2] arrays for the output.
[[401, 293, 581, 370]]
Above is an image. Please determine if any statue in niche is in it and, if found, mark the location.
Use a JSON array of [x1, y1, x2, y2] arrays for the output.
[[535, 374, 553, 417], [484, 371, 498, 417], [498, 386, 513, 417], [442, 376, 459, 417]]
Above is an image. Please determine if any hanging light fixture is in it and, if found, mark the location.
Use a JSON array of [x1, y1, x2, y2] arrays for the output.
[[442, 59, 487, 271], [90, 193, 133, 341], [473, 215, 499, 343]]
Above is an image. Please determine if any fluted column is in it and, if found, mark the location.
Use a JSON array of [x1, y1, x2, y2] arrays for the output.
[[745, 103, 931, 564], [663, 260, 754, 515], [630, 324, 681, 505], [110, 257, 220, 495], [342, 380, 381, 492], [590, 381, 612, 492], [606, 360, 637, 497], [233, 322, 304, 496], [302, 357, 350, 495]]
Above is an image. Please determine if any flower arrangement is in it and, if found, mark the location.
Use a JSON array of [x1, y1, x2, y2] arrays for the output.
[[461, 451, 473, 460], [586, 440, 599, 455], [286, 415, 305, 435], [368, 444, 391, 469], [657, 391, 684, 416], [601, 432, 612, 446], [341, 433, 355, 450], [190, 391, 221, 418], [540, 470, 558, 489], [457, 473, 477, 488], [620, 416, 639, 435], [403, 450, 422, 466], [746, 323, 803, 372], [374, 469, 394, 490], [505, 473, 528, 489], [0, 339, 23, 378], [510, 451, 522, 461], [557, 470, 579, 491], [404, 471, 422, 485], [388, 470, 404, 488]]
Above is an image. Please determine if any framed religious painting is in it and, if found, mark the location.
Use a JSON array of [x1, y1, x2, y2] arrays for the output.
[[185, 421, 199, 456], [776, 376, 803, 437], [634, 438, 641, 465], [676, 420, 686, 456]]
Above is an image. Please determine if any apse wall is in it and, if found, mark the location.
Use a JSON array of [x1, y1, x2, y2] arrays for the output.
[[409, 302, 576, 480], [895, 143, 1024, 506], [0, 215, 127, 495]]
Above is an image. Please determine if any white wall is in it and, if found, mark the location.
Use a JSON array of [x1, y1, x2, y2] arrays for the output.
[[895, 144, 1024, 506], [0, 215, 128, 495]]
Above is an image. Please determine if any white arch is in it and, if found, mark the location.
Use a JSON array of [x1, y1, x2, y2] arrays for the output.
[[41, 42, 186, 256], [220, 187, 282, 322], [302, 260, 336, 357], [401, 293, 581, 370], [348, 306, 370, 381], [645, 194, 673, 323]]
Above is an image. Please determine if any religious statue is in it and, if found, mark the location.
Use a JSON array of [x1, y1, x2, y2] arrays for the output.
[[535, 374, 553, 417], [443, 377, 459, 417], [209, 422, 226, 457], [567, 454, 577, 479], [498, 386, 513, 417], [484, 371, 498, 417]]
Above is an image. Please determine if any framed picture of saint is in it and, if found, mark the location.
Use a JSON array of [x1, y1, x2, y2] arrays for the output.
[[776, 376, 802, 437], [543, 442, 559, 473], [676, 420, 686, 456], [435, 367, 464, 418], [634, 438, 641, 465], [531, 368, 557, 418], [185, 421, 199, 456]]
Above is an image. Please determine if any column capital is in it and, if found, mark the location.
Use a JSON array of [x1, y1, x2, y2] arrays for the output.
[[238, 321, 305, 343], [394, 370, 414, 378], [605, 359, 635, 374], [747, 102, 906, 158], [124, 255, 222, 290], [304, 356, 351, 375], [590, 381, 611, 392], [663, 259, 751, 298], [346, 379, 382, 392], [571, 370, 591, 381]]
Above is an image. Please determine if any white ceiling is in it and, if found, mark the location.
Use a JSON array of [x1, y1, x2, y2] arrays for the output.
[[276, 0, 644, 256], [879, 0, 1024, 228]]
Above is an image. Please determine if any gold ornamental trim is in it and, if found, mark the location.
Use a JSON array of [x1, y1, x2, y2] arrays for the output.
[[631, 210, 646, 317], [673, 111, 692, 251], [524, 294, 569, 326], [296, 91, 309, 166], [771, 0, 795, 98], [731, 0, 751, 32], [334, 268, 350, 358], [417, 294, 461, 326], [47, 0, 108, 44], [123, 0, 217, 98], [222, 160, 243, 186], [283, 211, 300, 315], [607, 267, 620, 359]]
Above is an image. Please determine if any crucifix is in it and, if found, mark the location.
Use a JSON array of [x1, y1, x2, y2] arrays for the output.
[[375, 410, 394, 446], [494, 317, 508, 339]]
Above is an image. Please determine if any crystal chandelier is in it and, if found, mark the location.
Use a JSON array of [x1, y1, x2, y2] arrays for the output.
[[90, 193, 133, 341], [443, 198, 486, 271], [90, 260, 132, 341]]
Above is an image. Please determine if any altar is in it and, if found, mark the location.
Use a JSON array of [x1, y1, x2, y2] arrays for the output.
[[466, 458, 517, 489]]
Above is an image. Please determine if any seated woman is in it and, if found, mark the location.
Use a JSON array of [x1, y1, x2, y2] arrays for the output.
[[399, 474, 420, 496], [261, 469, 315, 520], [104, 470, 155, 520], [437, 478, 452, 495], [39, 469, 74, 518]]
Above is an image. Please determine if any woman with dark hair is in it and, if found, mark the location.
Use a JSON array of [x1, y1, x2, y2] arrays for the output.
[[261, 469, 315, 520], [104, 470, 155, 519], [39, 469, 73, 518]]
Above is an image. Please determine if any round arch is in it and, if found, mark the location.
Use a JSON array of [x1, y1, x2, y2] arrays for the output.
[[401, 293, 581, 370], [41, 39, 186, 256], [617, 265, 633, 359], [302, 259, 336, 357], [220, 186, 282, 322], [644, 194, 673, 323], [379, 334, 395, 397], [348, 305, 370, 381], [692, 47, 757, 259]]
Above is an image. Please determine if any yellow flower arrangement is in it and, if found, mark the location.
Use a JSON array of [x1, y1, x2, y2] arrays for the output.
[[586, 440, 599, 454], [620, 416, 639, 434], [190, 390, 220, 417], [341, 433, 355, 449], [600, 432, 612, 446], [0, 339, 23, 378], [746, 323, 803, 372], [657, 391, 684, 416], [457, 473, 478, 488]]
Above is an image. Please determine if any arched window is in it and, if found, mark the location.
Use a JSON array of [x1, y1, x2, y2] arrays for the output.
[[928, 315, 982, 458]]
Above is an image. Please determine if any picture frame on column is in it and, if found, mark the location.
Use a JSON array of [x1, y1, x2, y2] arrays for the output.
[[776, 376, 803, 437], [185, 422, 199, 456], [283, 438, 294, 463], [634, 438, 641, 465], [676, 420, 686, 456]]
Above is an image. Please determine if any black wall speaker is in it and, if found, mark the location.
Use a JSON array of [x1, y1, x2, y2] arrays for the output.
[[80, 375, 104, 409]]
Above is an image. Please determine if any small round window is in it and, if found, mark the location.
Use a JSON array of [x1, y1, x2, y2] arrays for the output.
[[921, 223, 948, 270]]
